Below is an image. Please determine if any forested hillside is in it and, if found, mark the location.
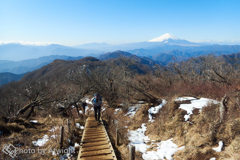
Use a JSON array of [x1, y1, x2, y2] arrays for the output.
[[0, 53, 240, 159]]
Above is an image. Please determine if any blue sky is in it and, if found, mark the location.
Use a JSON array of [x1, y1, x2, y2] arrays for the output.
[[1, 0, 240, 46]]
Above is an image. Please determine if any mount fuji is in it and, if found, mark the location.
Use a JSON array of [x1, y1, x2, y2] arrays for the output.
[[148, 33, 179, 42], [147, 33, 194, 45], [75, 33, 196, 52]]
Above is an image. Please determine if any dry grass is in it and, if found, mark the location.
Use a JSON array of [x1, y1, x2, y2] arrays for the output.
[[0, 114, 82, 159], [219, 135, 240, 159], [112, 94, 240, 160]]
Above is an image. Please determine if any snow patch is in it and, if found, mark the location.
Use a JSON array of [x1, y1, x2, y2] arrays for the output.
[[148, 99, 167, 122], [32, 135, 49, 146], [29, 120, 38, 123], [102, 107, 106, 112], [74, 143, 80, 147], [115, 108, 122, 114], [86, 98, 93, 105], [85, 105, 89, 112], [142, 139, 185, 160], [128, 124, 185, 160], [49, 126, 60, 132], [76, 123, 84, 129], [178, 97, 219, 121], [125, 104, 142, 118], [175, 97, 197, 102], [58, 145, 75, 159], [50, 135, 57, 139], [128, 123, 150, 153], [212, 141, 223, 152]]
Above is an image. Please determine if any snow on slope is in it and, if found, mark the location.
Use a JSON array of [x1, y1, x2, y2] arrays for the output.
[[128, 124, 184, 160], [125, 103, 142, 118], [212, 141, 223, 152], [128, 123, 150, 153], [127, 97, 220, 159], [176, 97, 219, 121], [148, 99, 167, 122], [32, 135, 49, 146], [142, 139, 185, 160], [148, 33, 179, 42]]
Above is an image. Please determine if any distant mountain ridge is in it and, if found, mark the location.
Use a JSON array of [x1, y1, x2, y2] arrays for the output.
[[0, 72, 25, 86], [0, 43, 95, 61], [2, 34, 240, 63], [98, 50, 132, 60], [98, 50, 160, 66], [1, 51, 240, 87], [0, 55, 84, 74]]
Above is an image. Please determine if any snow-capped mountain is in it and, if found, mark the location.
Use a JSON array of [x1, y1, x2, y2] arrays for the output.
[[148, 33, 179, 42], [148, 33, 193, 45], [75, 33, 195, 52]]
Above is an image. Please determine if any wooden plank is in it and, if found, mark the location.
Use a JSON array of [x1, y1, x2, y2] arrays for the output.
[[83, 135, 107, 140], [84, 131, 105, 134], [85, 127, 104, 130], [80, 154, 114, 160], [86, 125, 102, 127], [81, 144, 110, 152], [82, 138, 108, 143], [86, 125, 101, 127], [78, 117, 117, 160], [82, 141, 109, 147], [85, 129, 104, 131], [80, 149, 112, 157], [83, 133, 106, 137], [84, 132, 105, 135], [85, 128, 103, 130], [86, 130, 105, 134], [78, 116, 88, 160]]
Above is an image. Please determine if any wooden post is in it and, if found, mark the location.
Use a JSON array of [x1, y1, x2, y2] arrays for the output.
[[60, 126, 64, 149], [107, 114, 110, 124], [73, 116, 75, 127], [75, 103, 81, 119], [129, 145, 135, 160], [67, 119, 71, 132], [116, 128, 119, 146]]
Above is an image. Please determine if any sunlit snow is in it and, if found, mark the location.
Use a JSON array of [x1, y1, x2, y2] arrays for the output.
[[148, 99, 167, 122], [212, 141, 223, 152], [148, 33, 179, 42], [29, 120, 38, 123], [177, 97, 219, 121], [32, 135, 49, 146], [76, 123, 84, 129], [125, 104, 141, 118], [142, 139, 185, 160], [128, 124, 185, 160], [128, 123, 150, 153], [115, 108, 122, 114]]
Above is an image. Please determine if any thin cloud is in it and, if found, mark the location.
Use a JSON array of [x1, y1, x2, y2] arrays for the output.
[[190, 39, 240, 44], [0, 41, 56, 46]]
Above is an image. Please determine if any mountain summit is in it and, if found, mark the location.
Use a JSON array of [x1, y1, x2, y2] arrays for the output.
[[148, 33, 179, 42]]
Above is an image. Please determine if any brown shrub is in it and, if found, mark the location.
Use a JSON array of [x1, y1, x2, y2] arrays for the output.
[[174, 146, 217, 160]]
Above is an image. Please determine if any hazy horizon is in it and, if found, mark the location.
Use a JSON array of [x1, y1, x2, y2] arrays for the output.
[[1, 0, 240, 46]]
